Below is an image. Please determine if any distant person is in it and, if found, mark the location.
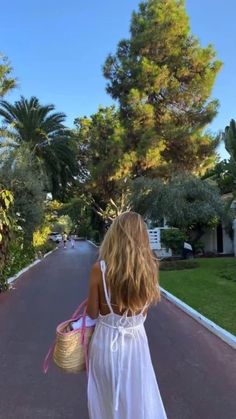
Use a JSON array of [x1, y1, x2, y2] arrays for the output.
[[70, 235, 75, 249], [62, 232, 67, 249], [183, 241, 193, 259], [86, 212, 167, 418]]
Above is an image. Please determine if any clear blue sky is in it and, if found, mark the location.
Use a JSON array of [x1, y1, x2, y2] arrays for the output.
[[1, 0, 235, 159]]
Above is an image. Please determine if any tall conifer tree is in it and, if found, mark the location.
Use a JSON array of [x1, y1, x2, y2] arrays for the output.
[[104, 0, 222, 177]]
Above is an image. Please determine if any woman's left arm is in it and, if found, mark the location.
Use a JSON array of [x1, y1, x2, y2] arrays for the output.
[[86, 262, 100, 319]]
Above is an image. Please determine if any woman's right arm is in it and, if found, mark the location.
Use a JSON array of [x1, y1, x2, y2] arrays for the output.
[[86, 262, 100, 320]]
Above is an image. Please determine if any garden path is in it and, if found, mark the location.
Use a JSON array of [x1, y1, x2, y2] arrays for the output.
[[0, 241, 235, 419]]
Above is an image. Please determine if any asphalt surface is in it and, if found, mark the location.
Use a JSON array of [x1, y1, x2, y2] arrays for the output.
[[0, 241, 235, 419]]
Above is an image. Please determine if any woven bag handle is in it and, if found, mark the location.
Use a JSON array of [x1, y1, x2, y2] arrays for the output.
[[71, 298, 88, 320], [43, 298, 88, 374], [80, 304, 91, 373]]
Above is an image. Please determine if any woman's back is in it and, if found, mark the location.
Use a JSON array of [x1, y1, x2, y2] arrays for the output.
[[96, 263, 147, 318], [87, 259, 167, 419], [87, 212, 167, 419]]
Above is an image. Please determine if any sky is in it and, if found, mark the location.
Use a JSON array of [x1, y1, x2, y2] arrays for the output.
[[1, 0, 235, 159]]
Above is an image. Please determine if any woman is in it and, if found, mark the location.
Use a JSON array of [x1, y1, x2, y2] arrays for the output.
[[86, 212, 167, 419]]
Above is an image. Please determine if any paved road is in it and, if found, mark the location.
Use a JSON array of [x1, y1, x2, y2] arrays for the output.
[[0, 241, 235, 419]]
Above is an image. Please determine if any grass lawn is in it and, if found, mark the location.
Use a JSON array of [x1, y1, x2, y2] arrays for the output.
[[160, 257, 236, 336]]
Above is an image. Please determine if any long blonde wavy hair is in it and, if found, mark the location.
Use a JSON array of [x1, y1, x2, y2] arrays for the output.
[[99, 211, 161, 313]]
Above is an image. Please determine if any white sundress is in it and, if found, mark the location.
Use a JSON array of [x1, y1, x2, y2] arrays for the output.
[[87, 260, 168, 419]]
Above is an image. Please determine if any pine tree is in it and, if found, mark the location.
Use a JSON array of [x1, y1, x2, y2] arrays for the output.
[[0, 54, 16, 97], [103, 0, 222, 178]]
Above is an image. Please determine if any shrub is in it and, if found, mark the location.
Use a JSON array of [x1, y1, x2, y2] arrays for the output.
[[1, 224, 56, 289], [2, 239, 36, 286], [35, 241, 55, 257], [161, 228, 186, 254], [202, 251, 217, 258], [0, 189, 14, 290], [194, 240, 205, 254], [160, 259, 198, 271], [33, 225, 51, 248], [33, 225, 56, 257]]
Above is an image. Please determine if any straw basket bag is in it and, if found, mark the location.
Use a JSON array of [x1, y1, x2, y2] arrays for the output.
[[43, 299, 95, 374]]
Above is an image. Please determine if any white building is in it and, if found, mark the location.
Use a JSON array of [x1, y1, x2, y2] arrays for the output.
[[199, 194, 236, 256], [148, 196, 236, 257], [201, 223, 234, 254]]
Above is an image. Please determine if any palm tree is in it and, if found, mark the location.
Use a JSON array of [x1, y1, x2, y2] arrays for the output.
[[0, 96, 78, 198]]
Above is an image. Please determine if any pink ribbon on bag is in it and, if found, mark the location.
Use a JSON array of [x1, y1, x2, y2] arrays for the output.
[[43, 298, 89, 374]]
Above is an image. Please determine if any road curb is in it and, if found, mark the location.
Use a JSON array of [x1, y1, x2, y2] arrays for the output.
[[43, 248, 57, 258], [160, 286, 236, 350], [7, 246, 58, 286], [87, 240, 99, 248]]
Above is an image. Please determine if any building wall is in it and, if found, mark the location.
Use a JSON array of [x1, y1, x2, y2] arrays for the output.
[[223, 227, 234, 253], [201, 229, 217, 253], [201, 225, 233, 254]]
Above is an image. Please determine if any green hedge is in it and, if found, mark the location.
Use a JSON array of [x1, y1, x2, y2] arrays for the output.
[[160, 259, 199, 271], [34, 241, 55, 256], [1, 240, 35, 290], [1, 239, 55, 291]]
